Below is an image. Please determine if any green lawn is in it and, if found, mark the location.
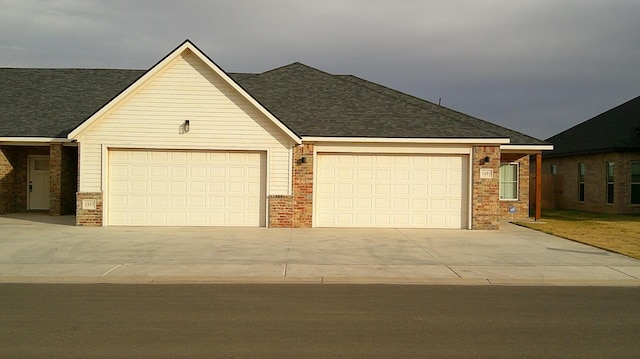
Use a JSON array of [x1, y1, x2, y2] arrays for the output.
[[515, 209, 640, 260]]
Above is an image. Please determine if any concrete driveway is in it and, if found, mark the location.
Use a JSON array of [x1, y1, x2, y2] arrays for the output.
[[1, 213, 639, 285]]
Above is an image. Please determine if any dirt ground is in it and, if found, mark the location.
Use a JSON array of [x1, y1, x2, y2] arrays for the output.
[[515, 210, 640, 260]]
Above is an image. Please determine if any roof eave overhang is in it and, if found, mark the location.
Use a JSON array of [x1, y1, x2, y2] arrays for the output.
[[544, 147, 640, 158], [301, 137, 510, 144], [501, 144, 554, 153], [0, 137, 73, 145], [67, 40, 302, 145]]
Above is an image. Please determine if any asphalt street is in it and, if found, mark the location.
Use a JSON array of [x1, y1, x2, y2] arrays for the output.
[[2, 284, 639, 358]]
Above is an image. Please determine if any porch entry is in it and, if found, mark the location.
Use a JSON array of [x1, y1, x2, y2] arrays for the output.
[[28, 156, 50, 210]]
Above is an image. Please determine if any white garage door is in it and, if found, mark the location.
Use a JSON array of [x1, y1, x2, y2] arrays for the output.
[[316, 154, 468, 228], [108, 150, 266, 226]]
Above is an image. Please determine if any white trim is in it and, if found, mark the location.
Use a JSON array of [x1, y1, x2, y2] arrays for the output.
[[312, 151, 471, 229], [303, 137, 509, 144], [468, 156, 473, 229], [499, 162, 520, 201], [265, 148, 271, 228], [0, 137, 73, 143], [312, 145, 473, 229], [68, 40, 301, 145], [312, 149, 318, 228], [501, 144, 553, 151], [101, 144, 108, 226], [314, 143, 472, 155], [288, 146, 293, 195], [100, 143, 275, 152], [103, 146, 270, 227]]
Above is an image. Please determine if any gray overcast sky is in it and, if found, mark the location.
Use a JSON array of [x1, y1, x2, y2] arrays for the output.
[[1, 0, 639, 140]]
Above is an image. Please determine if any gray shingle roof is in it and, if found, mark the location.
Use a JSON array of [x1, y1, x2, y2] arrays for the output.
[[0, 68, 144, 137], [233, 63, 546, 144], [545, 95, 640, 157], [1, 64, 546, 145]]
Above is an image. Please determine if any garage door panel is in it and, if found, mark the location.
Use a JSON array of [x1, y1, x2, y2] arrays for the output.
[[394, 184, 409, 194], [150, 196, 167, 207], [108, 150, 265, 226], [150, 212, 168, 224], [375, 198, 391, 209], [131, 211, 148, 222], [130, 195, 147, 207], [190, 167, 206, 178], [316, 153, 468, 228]]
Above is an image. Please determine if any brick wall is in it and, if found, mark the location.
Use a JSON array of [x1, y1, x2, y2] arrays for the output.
[[48, 144, 78, 216], [268, 195, 294, 227], [292, 144, 313, 227], [472, 146, 500, 229], [76, 192, 103, 226], [543, 152, 640, 214], [49, 144, 63, 215], [499, 153, 530, 219], [0, 147, 16, 214]]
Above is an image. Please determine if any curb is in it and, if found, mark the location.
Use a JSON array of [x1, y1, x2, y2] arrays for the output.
[[1, 275, 639, 287]]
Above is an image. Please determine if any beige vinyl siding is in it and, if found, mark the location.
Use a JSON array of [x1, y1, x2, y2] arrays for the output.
[[75, 50, 292, 194]]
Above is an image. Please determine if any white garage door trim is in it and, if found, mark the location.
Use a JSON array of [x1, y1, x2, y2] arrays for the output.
[[314, 153, 469, 229], [106, 149, 267, 226]]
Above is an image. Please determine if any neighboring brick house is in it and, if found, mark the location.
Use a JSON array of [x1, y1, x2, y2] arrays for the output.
[[0, 40, 551, 229], [543, 95, 640, 214]]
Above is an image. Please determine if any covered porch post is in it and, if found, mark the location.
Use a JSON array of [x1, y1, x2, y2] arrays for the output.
[[535, 151, 542, 221]]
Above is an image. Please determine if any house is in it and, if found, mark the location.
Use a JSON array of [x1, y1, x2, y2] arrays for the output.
[[543, 95, 640, 214], [0, 40, 551, 229]]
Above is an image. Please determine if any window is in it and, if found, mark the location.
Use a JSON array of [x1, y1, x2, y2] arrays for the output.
[[578, 163, 585, 202], [606, 162, 614, 204], [632, 162, 640, 205], [500, 163, 518, 200], [550, 164, 557, 175]]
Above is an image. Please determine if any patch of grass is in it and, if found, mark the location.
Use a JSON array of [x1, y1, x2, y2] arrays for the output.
[[515, 209, 640, 260]]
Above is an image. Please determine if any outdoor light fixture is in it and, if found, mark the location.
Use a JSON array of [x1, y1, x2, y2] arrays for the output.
[[180, 120, 190, 134], [300, 157, 307, 164], [484, 156, 491, 163]]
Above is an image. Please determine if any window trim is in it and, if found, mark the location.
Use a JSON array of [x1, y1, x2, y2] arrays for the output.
[[606, 162, 614, 204], [499, 162, 519, 201], [631, 162, 640, 205], [578, 163, 585, 202]]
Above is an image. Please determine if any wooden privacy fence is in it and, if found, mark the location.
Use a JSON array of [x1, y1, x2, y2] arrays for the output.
[[530, 173, 563, 210]]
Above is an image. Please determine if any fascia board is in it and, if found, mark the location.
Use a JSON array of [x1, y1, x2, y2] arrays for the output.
[[301, 137, 510, 144], [501, 144, 554, 152], [0, 137, 72, 143]]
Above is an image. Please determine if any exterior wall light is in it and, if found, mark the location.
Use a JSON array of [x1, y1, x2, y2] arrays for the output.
[[179, 120, 190, 134]]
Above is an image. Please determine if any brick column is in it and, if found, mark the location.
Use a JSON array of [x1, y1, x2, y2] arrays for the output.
[[49, 143, 63, 216], [0, 147, 16, 214], [61, 146, 79, 215], [292, 144, 314, 227], [76, 192, 103, 226], [268, 195, 294, 227], [472, 146, 500, 229]]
